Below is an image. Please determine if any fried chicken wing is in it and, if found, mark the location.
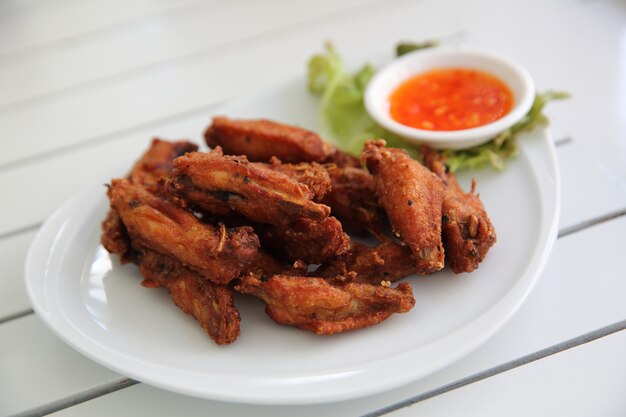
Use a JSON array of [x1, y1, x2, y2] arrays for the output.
[[101, 139, 198, 260], [204, 116, 361, 167], [128, 138, 198, 193], [321, 165, 386, 237], [236, 275, 415, 335], [108, 178, 259, 285], [315, 241, 415, 284], [169, 151, 331, 225], [205, 116, 332, 163], [362, 140, 445, 274], [421, 146, 496, 273], [255, 216, 350, 264], [136, 246, 240, 345]]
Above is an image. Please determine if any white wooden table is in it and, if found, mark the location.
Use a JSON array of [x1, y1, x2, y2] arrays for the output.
[[2, 0, 626, 415]]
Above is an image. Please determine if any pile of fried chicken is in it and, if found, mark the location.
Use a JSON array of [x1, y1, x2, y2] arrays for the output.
[[101, 117, 496, 345]]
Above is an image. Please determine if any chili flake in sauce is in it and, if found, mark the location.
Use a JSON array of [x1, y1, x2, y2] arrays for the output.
[[389, 68, 514, 131]]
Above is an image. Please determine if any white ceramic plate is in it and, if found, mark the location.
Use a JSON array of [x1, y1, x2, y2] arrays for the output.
[[25, 76, 560, 405]]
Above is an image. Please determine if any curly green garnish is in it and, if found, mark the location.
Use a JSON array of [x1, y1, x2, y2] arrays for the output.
[[396, 40, 439, 56]]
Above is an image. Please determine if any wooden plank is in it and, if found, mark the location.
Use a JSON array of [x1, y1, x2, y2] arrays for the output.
[[387, 330, 626, 417], [0, 0, 377, 107], [0, 0, 208, 57], [0, 315, 121, 416], [0, 228, 37, 320]]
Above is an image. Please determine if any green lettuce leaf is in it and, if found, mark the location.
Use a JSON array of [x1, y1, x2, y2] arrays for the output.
[[307, 43, 421, 158]]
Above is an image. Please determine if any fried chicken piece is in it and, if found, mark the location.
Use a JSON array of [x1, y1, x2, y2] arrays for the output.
[[255, 216, 350, 264], [262, 157, 332, 201], [421, 146, 496, 273], [240, 249, 307, 277], [128, 138, 198, 193], [324, 147, 362, 168], [236, 275, 415, 335], [101, 139, 198, 260], [101, 209, 134, 262], [321, 165, 386, 237], [136, 246, 240, 345], [204, 116, 361, 167], [108, 178, 259, 285], [170, 150, 331, 226], [362, 140, 445, 274], [205, 116, 332, 163], [315, 241, 415, 284]]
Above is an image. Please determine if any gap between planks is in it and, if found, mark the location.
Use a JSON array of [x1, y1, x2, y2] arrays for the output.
[[0, 99, 226, 174], [0, 0, 244, 63], [362, 319, 626, 417], [9, 377, 139, 417], [0, 0, 409, 113]]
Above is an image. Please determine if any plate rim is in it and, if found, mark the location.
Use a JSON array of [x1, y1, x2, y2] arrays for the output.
[[24, 83, 560, 405]]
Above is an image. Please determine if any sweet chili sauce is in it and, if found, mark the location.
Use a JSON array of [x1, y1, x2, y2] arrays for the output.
[[389, 68, 514, 131]]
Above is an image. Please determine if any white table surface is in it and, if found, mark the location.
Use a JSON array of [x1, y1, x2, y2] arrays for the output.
[[1, 0, 625, 415]]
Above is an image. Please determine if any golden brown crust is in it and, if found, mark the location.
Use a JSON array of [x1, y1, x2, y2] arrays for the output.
[[315, 241, 415, 284], [128, 138, 198, 193], [204, 116, 363, 168], [108, 178, 259, 285], [136, 246, 240, 345], [255, 216, 351, 264], [421, 146, 496, 273], [240, 249, 307, 277], [169, 151, 331, 225], [101, 209, 134, 262], [321, 165, 386, 237], [362, 140, 445, 274], [205, 117, 331, 163], [324, 147, 362, 168], [262, 158, 332, 201], [101, 139, 198, 260], [236, 275, 415, 335]]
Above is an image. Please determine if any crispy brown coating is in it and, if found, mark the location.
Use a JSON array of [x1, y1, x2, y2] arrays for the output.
[[256, 216, 350, 264], [362, 140, 445, 274], [325, 147, 362, 168], [315, 241, 415, 284], [101, 139, 198, 260], [321, 165, 386, 237], [137, 246, 240, 345], [128, 138, 198, 193], [236, 275, 415, 335], [205, 117, 332, 163], [421, 147, 496, 273], [170, 151, 331, 226], [204, 116, 361, 168], [262, 157, 332, 201], [240, 249, 307, 277], [101, 209, 133, 262], [108, 178, 259, 285]]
